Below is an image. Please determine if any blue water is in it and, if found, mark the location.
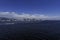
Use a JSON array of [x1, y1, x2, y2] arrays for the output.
[[0, 21, 60, 40]]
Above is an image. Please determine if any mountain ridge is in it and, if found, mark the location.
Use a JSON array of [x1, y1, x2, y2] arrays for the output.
[[0, 17, 60, 25]]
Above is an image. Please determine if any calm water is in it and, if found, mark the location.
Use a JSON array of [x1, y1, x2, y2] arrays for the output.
[[0, 21, 60, 40]]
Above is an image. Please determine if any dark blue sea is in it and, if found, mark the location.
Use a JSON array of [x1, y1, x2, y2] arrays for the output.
[[0, 21, 60, 40]]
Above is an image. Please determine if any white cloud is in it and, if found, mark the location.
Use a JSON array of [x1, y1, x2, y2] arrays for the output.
[[0, 12, 60, 20]]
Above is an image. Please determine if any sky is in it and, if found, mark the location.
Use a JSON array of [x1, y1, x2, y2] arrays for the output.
[[0, 0, 60, 20]]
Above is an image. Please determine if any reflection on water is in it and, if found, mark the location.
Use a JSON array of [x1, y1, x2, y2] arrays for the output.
[[0, 23, 15, 25]]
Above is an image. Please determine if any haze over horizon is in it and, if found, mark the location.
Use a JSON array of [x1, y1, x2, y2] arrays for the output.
[[0, 0, 60, 20]]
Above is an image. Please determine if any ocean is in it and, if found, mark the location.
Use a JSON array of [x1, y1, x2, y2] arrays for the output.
[[0, 21, 60, 40]]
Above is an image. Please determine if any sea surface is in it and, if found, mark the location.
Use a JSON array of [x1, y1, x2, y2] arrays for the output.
[[0, 21, 60, 40]]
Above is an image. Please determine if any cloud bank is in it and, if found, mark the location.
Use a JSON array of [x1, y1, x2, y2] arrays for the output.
[[0, 12, 60, 20]]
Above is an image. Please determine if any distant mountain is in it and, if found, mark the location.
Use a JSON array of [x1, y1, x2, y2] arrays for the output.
[[0, 17, 42, 24], [0, 17, 16, 21], [0, 17, 18, 25], [0, 17, 41, 22], [1, 17, 60, 25]]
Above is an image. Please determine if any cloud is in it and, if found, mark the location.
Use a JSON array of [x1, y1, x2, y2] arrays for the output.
[[0, 12, 60, 20]]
